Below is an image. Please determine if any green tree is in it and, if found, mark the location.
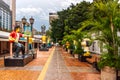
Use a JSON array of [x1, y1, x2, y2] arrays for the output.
[[82, 0, 120, 69], [50, 1, 92, 42], [50, 19, 64, 42], [64, 1, 91, 35]]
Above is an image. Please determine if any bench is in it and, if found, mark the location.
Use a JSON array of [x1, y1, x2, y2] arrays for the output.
[[86, 54, 100, 71]]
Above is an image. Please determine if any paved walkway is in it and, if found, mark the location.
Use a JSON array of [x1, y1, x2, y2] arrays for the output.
[[44, 47, 73, 80], [0, 47, 54, 80], [0, 46, 101, 80], [60, 47, 100, 80]]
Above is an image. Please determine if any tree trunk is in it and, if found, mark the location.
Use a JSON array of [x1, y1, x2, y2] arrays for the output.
[[110, 17, 116, 55], [101, 66, 116, 80]]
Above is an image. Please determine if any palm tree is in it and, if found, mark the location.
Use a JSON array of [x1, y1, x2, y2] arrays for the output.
[[81, 0, 120, 80]]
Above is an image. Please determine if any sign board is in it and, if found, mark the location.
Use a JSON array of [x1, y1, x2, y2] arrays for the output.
[[24, 26, 31, 37]]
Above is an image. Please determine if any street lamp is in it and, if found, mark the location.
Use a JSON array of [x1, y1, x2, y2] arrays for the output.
[[21, 17, 27, 32], [22, 17, 29, 54], [21, 17, 34, 54], [29, 17, 34, 37]]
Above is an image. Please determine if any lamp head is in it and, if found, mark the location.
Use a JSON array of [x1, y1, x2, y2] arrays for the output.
[[22, 17, 27, 24], [29, 17, 34, 24]]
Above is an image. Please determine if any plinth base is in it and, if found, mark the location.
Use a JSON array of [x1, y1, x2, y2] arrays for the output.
[[33, 53, 37, 59], [4, 54, 33, 67], [81, 55, 91, 62], [39, 48, 49, 51]]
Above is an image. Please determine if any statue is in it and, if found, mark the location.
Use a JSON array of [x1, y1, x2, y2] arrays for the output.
[[81, 38, 91, 56], [29, 37, 33, 54], [41, 25, 46, 35], [9, 26, 25, 58]]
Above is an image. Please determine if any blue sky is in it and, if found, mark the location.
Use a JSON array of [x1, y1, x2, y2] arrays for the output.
[[7, 0, 93, 31]]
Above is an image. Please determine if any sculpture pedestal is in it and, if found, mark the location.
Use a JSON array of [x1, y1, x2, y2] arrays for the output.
[[39, 48, 49, 51], [81, 55, 91, 62], [33, 53, 37, 59], [39, 43, 49, 51], [4, 54, 33, 67]]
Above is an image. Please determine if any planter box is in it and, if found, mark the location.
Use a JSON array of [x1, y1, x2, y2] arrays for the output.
[[65, 48, 68, 51], [74, 54, 78, 58], [101, 66, 116, 80], [78, 54, 82, 61], [68, 49, 70, 53], [70, 49, 74, 54]]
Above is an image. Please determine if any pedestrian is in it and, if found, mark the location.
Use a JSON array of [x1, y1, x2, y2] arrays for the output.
[[9, 26, 25, 58]]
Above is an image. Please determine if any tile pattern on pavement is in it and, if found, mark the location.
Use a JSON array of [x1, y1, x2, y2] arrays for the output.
[[0, 46, 101, 80], [44, 47, 73, 80], [0, 47, 54, 80], [60, 47, 101, 80]]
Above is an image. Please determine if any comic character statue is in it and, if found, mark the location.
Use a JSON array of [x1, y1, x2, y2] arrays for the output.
[[29, 37, 33, 54], [9, 26, 25, 58]]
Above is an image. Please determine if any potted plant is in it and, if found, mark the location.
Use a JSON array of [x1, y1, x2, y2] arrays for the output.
[[74, 41, 84, 59], [81, 0, 120, 79], [74, 48, 83, 59], [68, 42, 75, 55], [98, 53, 120, 80]]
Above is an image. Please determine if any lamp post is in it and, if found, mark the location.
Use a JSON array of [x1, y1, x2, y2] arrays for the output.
[[29, 17, 34, 50], [21, 17, 34, 54], [22, 17, 27, 32], [29, 17, 34, 38], [22, 17, 29, 54], [26, 22, 30, 53]]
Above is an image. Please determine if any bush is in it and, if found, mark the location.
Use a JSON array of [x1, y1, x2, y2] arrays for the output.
[[98, 53, 120, 69]]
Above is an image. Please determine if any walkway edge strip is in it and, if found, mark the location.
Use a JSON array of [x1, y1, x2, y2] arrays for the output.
[[37, 47, 55, 80]]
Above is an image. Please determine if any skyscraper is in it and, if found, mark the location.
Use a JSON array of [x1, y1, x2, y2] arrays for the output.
[[49, 13, 58, 24], [2, 0, 10, 6], [0, 0, 12, 31], [2, 0, 16, 30]]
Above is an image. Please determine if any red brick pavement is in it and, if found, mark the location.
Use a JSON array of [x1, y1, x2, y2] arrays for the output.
[[60, 48, 101, 80], [0, 47, 54, 80], [0, 47, 101, 80]]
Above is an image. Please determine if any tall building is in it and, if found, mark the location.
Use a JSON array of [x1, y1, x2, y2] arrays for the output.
[[0, 0, 12, 31], [10, 0, 16, 30], [3, 0, 16, 30], [49, 13, 58, 24], [0, 0, 12, 55], [2, 0, 10, 6]]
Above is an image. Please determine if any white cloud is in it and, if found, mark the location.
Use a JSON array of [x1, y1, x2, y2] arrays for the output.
[[16, 0, 93, 30], [47, 9, 57, 13], [61, 0, 81, 8], [17, 7, 43, 15]]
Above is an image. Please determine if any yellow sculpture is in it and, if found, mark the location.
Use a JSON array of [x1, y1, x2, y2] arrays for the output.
[[42, 35, 47, 43], [81, 38, 91, 56]]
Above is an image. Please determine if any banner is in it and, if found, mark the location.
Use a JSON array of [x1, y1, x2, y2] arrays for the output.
[[24, 26, 31, 37]]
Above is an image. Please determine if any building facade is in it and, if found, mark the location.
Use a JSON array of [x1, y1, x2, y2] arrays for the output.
[[49, 13, 58, 24], [0, 0, 12, 31], [0, 0, 12, 55]]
